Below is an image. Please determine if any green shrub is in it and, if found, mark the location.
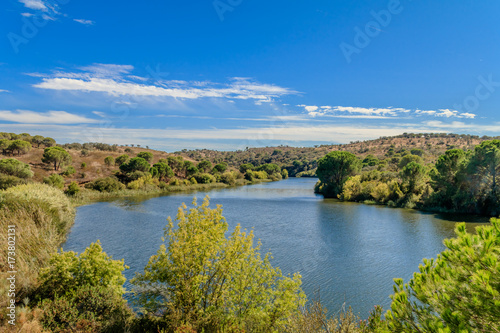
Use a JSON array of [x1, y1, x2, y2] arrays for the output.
[[62, 165, 76, 176], [253, 170, 268, 179], [137, 151, 154, 163], [44, 173, 65, 189], [85, 177, 125, 192], [65, 181, 80, 196], [0, 158, 34, 178], [0, 174, 27, 190], [220, 171, 236, 185], [104, 156, 115, 167], [169, 178, 181, 186], [80, 162, 86, 169], [115, 154, 129, 166], [127, 174, 159, 190], [194, 173, 216, 184]]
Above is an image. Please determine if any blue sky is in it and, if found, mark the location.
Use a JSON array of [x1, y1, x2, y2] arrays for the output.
[[1, 0, 500, 151]]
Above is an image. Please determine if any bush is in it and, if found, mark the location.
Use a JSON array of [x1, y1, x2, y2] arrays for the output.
[[0, 158, 34, 178], [115, 154, 129, 166], [253, 170, 268, 179], [137, 151, 154, 163], [85, 177, 125, 192], [220, 171, 236, 185], [169, 178, 181, 186], [43, 174, 65, 189], [120, 157, 150, 173], [65, 181, 80, 196], [127, 174, 159, 190], [80, 162, 87, 169], [194, 173, 216, 184], [104, 156, 115, 167], [62, 165, 76, 176], [0, 174, 27, 190]]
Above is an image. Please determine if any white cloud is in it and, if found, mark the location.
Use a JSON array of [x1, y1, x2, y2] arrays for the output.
[[32, 66, 296, 103], [92, 111, 106, 118], [0, 110, 98, 124], [0, 89, 10, 93], [74, 19, 95, 25], [21, 12, 34, 17], [460, 112, 476, 119], [436, 109, 458, 118], [304, 105, 318, 112], [19, 0, 47, 11]]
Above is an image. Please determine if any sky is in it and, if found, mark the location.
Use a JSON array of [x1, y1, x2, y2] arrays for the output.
[[1, 0, 500, 151]]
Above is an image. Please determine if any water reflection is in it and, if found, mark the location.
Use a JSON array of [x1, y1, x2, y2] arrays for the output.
[[64, 178, 488, 317]]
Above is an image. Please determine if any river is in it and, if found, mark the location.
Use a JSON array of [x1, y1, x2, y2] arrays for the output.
[[63, 177, 488, 317]]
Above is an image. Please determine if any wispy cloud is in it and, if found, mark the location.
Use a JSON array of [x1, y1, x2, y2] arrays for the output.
[[31, 64, 297, 103], [19, 0, 47, 11], [0, 110, 99, 124], [74, 19, 95, 25], [0, 89, 10, 93]]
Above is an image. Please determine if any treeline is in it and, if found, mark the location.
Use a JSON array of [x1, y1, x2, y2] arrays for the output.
[[0, 132, 289, 196], [314, 140, 500, 216], [2, 187, 499, 332]]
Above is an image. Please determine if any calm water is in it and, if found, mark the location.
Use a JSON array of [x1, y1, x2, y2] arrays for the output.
[[64, 178, 488, 317]]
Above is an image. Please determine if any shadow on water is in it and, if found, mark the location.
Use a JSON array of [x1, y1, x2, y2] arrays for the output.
[[64, 178, 489, 318]]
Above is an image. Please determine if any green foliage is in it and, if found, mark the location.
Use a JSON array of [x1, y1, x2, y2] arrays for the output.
[[362, 154, 379, 167], [194, 173, 216, 184], [85, 177, 125, 192], [120, 157, 151, 173], [0, 174, 27, 190], [65, 181, 80, 196], [132, 197, 305, 331], [0, 158, 34, 178], [220, 171, 236, 185], [212, 162, 228, 173], [37, 241, 128, 300], [253, 170, 268, 179], [398, 154, 423, 170], [44, 174, 65, 189], [39, 285, 132, 333], [257, 163, 281, 175], [152, 161, 174, 181], [385, 219, 500, 332], [62, 165, 76, 176], [8, 139, 32, 155], [31, 134, 45, 147], [239, 163, 254, 173], [281, 168, 289, 179], [400, 162, 426, 195], [197, 160, 212, 173], [0, 139, 12, 154], [316, 151, 361, 198], [42, 137, 56, 147], [137, 151, 154, 163], [115, 154, 129, 166], [42, 146, 72, 171], [410, 148, 424, 157], [104, 156, 115, 167], [127, 174, 159, 190]]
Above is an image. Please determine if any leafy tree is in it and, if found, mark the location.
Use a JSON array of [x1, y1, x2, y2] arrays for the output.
[[104, 156, 115, 167], [410, 148, 424, 157], [198, 160, 212, 173], [132, 197, 305, 331], [62, 166, 76, 176], [385, 219, 500, 332], [239, 163, 254, 173], [8, 139, 31, 155], [281, 169, 289, 179], [167, 156, 185, 173], [43, 174, 65, 189], [467, 140, 500, 212], [42, 146, 72, 171], [186, 165, 198, 178], [398, 154, 423, 170], [137, 151, 154, 163], [316, 151, 361, 198], [401, 162, 426, 194], [152, 162, 174, 181], [194, 173, 216, 184], [120, 157, 150, 173], [362, 154, 379, 167], [212, 162, 228, 173], [115, 154, 129, 166], [31, 135, 45, 148], [257, 163, 280, 175], [0, 139, 12, 155], [42, 137, 56, 147], [0, 158, 34, 178]]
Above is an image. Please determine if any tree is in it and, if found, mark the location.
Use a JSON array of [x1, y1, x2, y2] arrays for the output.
[[115, 154, 129, 166], [104, 156, 115, 167], [137, 151, 154, 163], [152, 162, 174, 181], [0, 139, 12, 155], [401, 162, 426, 195], [0, 158, 34, 178], [398, 154, 423, 170], [42, 146, 72, 171], [385, 219, 500, 332], [8, 140, 31, 155], [132, 197, 305, 331], [197, 160, 212, 173], [239, 163, 254, 173], [119, 157, 150, 173], [31, 135, 45, 148], [257, 163, 280, 175], [42, 137, 56, 147], [65, 181, 80, 196], [43, 174, 65, 189], [212, 162, 228, 173], [315, 151, 361, 198]]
